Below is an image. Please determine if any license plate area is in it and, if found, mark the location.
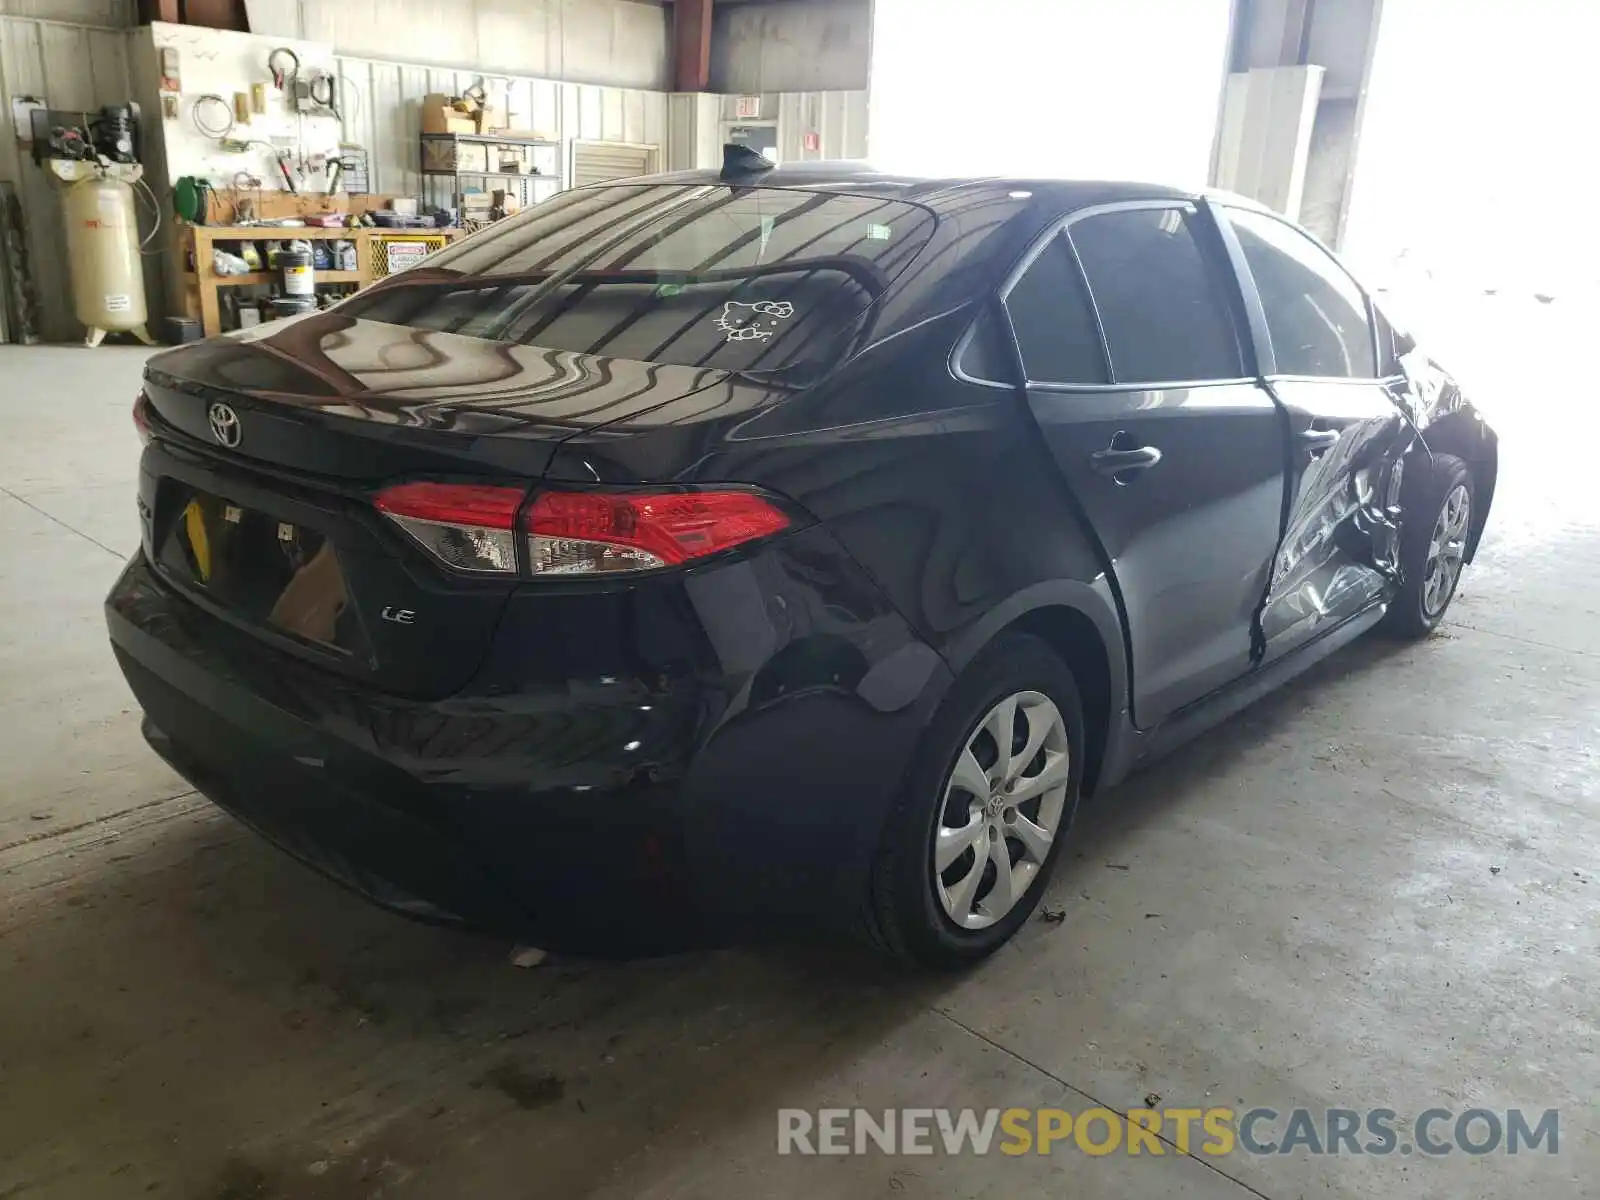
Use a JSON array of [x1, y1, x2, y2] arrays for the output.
[[156, 487, 366, 658]]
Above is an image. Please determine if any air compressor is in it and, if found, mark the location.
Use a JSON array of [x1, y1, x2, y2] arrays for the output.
[[31, 103, 154, 347], [52, 162, 152, 347]]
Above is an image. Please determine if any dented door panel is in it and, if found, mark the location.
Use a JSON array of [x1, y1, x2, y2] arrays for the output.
[[1259, 379, 1411, 661]]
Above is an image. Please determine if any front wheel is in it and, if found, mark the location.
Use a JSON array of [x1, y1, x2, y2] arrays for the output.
[[1384, 453, 1475, 638], [865, 634, 1084, 969]]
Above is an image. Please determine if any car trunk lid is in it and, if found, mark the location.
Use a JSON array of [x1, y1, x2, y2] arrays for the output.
[[140, 315, 736, 481], [138, 315, 736, 699]]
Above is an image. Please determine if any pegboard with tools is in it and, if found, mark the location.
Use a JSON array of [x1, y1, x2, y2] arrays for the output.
[[154, 25, 345, 195]]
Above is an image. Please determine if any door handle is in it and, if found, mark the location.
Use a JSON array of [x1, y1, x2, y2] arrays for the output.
[[1090, 438, 1162, 480], [1298, 427, 1341, 455]]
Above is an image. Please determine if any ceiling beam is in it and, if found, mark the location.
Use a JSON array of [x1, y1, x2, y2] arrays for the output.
[[673, 0, 715, 91]]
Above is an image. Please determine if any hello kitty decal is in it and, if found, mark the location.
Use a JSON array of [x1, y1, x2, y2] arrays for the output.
[[714, 300, 795, 342]]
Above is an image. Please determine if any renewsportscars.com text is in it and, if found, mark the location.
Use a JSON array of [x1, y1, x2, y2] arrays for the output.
[[777, 1106, 1559, 1158]]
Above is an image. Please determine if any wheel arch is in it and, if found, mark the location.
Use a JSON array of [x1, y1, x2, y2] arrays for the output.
[[941, 581, 1132, 798], [1420, 410, 1498, 560]]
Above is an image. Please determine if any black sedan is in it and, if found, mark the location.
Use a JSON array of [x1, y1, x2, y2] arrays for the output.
[[109, 160, 1497, 968]]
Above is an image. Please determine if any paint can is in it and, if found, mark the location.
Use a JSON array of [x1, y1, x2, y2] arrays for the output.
[[279, 248, 314, 297]]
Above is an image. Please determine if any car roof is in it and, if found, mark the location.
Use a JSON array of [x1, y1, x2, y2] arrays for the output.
[[624, 162, 1200, 215]]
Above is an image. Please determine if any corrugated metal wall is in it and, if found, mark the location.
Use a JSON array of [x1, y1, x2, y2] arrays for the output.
[[0, 14, 135, 341], [664, 92, 718, 172], [248, 0, 670, 90], [714, 90, 868, 164], [777, 91, 868, 163], [335, 56, 668, 198]]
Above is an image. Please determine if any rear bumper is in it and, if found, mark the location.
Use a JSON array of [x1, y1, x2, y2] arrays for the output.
[[107, 531, 950, 954]]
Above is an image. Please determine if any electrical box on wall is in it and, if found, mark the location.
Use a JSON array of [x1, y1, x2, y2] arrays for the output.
[[10, 97, 45, 145]]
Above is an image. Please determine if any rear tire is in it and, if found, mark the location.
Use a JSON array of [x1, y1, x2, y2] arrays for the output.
[[865, 634, 1084, 970], [1383, 452, 1474, 639]]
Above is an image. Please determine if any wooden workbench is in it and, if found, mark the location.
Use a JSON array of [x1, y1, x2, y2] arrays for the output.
[[179, 224, 465, 337]]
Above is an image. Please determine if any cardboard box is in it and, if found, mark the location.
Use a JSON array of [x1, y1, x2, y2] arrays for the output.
[[421, 93, 475, 136], [422, 139, 489, 174]]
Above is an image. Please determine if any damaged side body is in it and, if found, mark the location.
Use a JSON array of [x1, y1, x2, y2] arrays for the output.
[[1256, 393, 1411, 659], [1254, 319, 1498, 662]]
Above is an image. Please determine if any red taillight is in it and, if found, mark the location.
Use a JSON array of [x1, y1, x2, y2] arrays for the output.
[[375, 482, 526, 574], [375, 482, 524, 529], [526, 490, 790, 576], [374, 482, 792, 577], [133, 393, 153, 444]]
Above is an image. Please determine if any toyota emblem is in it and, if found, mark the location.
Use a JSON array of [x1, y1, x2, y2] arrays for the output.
[[207, 402, 241, 448]]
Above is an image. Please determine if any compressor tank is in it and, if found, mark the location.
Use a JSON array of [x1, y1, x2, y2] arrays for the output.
[[62, 175, 147, 342]]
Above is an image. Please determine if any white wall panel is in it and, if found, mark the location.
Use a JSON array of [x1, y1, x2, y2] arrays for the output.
[[775, 90, 867, 163], [600, 87, 624, 142], [247, 0, 670, 90], [575, 85, 602, 141], [333, 53, 667, 201], [665, 92, 718, 172], [709, 89, 866, 167]]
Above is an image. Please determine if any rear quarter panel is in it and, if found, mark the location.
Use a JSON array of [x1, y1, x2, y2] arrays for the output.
[[551, 318, 1134, 788]]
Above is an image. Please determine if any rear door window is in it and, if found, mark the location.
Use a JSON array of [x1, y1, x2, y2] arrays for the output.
[[341, 187, 937, 372], [1068, 206, 1243, 384], [1001, 232, 1109, 384], [1225, 207, 1377, 379]]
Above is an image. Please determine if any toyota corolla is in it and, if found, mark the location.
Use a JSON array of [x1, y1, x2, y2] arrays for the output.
[[108, 160, 1497, 968]]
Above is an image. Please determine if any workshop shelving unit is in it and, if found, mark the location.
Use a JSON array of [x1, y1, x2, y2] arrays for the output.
[[420, 132, 563, 216], [180, 224, 465, 337]]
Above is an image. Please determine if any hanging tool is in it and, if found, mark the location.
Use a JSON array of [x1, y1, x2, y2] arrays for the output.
[[325, 156, 344, 195], [191, 93, 234, 140], [276, 152, 297, 193], [267, 47, 300, 90], [307, 72, 340, 121]]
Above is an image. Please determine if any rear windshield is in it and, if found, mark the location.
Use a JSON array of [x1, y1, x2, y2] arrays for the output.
[[339, 185, 937, 372]]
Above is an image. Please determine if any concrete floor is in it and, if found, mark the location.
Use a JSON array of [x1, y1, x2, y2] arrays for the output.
[[1, 297, 1595, 1199]]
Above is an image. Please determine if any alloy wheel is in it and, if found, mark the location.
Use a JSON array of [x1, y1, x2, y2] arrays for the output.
[[933, 690, 1070, 930], [1422, 483, 1471, 618]]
